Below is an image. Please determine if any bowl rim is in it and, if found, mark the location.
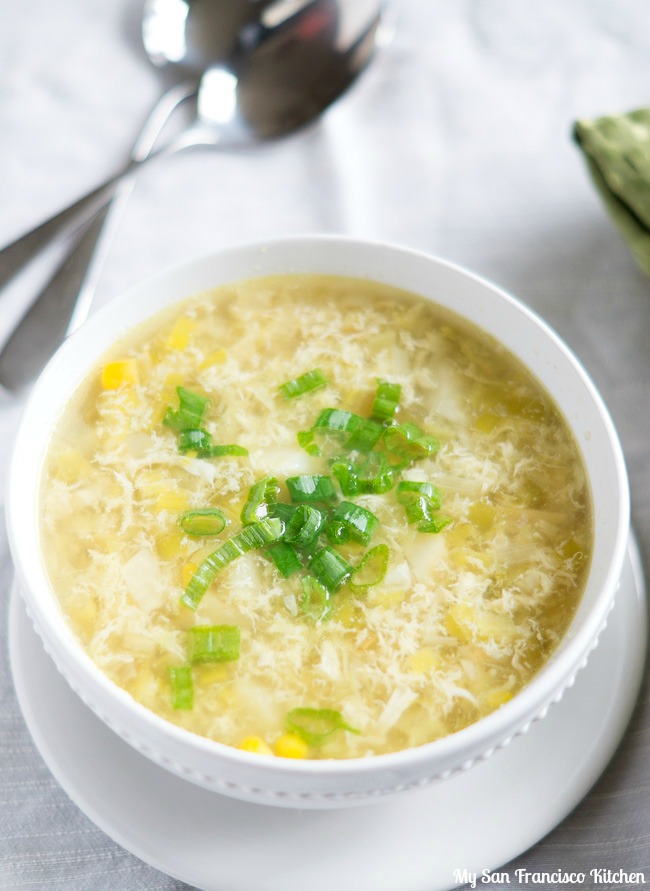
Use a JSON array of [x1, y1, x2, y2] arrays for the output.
[[6, 233, 631, 782]]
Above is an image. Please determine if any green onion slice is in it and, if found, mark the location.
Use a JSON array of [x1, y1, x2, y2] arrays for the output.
[[286, 474, 337, 503], [169, 665, 194, 709], [209, 444, 249, 457], [299, 576, 332, 621], [187, 625, 240, 664], [312, 408, 364, 434], [181, 518, 284, 609], [178, 429, 248, 459], [269, 502, 299, 525], [308, 546, 353, 592], [279, 368, 328, 400], [384, 423, 440, 461], [344, 418, 384, 453], [330, 501, 379, 545], [330, 455, 395, 497], [284, 505, 326, 549], [350, 544, 389, 589], [326, 518, 350, 545], [396, 479, 442, 509], [296, 430, 321, 457], [417, 515, 453, 534], [241, 476, 280, 525], [371, 380, 401, 422], [178, 508, 227, 536], [178, 427, 214, 455], [285, 707, 358, 746], [403, 494, 438, 526], [163, 387, 210, 431], [266, 541, 303, 578]]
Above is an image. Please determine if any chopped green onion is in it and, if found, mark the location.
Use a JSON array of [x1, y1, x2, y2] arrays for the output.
[[403, 494, 438, 526], [169, 665, 194, 709], [266, 541, 303, 578], [279, 368, 328, 399], [284, 505, 326, 549], [417, 515, 453, 534], [312, 408, 364, 434], [163, 387, 209, 431], [371, 380, 401, 422], [401, 494, 451, 533], [178, 429, 248, 458], [330, 455, 395, 497], [187, 625, 240, 664], [181, 518, 284, 609], [178, 508, 227, 536], [308, 546, 353, 592], [350, 544, 389, 589], [326, 518, 350, 545], [296, 430, 321, 457], [241, 476, 280, 525], [178, 427, 214, 455], [269, 502, 299, 525], [286, 474, 337, 503], [397, 479, 442, 509], [345, 418, 384, 453], [209, 444, 249, 457], [330, 501, 379, 545], [299, 576, 331, 621], [285, 707, 358, 746], [384, 423, 440, 461]]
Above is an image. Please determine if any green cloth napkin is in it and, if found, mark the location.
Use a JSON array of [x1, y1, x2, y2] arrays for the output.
[[574, 108, 650, 277]]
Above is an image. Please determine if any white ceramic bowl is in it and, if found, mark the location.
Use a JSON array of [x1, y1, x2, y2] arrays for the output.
[[7, 236, 629, 808]]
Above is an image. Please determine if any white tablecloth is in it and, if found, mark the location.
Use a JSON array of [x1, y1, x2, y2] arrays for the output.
[[1, 1, 649, 888]]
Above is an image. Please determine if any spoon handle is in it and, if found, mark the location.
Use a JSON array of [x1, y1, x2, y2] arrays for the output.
[[0, 81, 197, 297], [0, 81, 197, 393]]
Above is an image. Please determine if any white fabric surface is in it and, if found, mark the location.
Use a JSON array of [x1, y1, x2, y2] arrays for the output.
[[1, 1, 649, 888]]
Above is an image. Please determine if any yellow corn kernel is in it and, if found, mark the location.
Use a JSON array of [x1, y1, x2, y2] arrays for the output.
[[445, 522, 474, 548], [239, 736, 273, 756], [101, 359, 139, 390], [468, 501, 496, 532], [408, 647, 441, 674], [340, 387, 372, 415], [274, 733, 309, 759], [560, 538, 584, 560], [444, 603, 474, 643], [156, 531, 184, 561], [129, 667, 159, 703], [217, 684, 238, 708], [154, 489, 190, 512], [200, 348, 228, 369], [333, 600, 356, 628], [473, 412, 501, 434], [487, 688, 513, 708], [369, 588, 405, 608], [196, 664, 229, 685], [166, 316, 195, 350], [67, 597, 98, 636], [181, 562, 198, 587], [51, 447, 92, 484]]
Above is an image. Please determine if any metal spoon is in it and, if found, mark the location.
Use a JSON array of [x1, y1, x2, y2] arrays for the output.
[[0, 82, 196, 395], [0, 0, 383, 393], [0, 0, 380, 293]]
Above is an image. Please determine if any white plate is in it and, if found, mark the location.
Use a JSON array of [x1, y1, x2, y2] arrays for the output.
[[9, 536, 647, 891]]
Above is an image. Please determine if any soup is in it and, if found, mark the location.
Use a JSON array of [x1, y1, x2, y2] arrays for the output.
[[40, 275, 592, 759]]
